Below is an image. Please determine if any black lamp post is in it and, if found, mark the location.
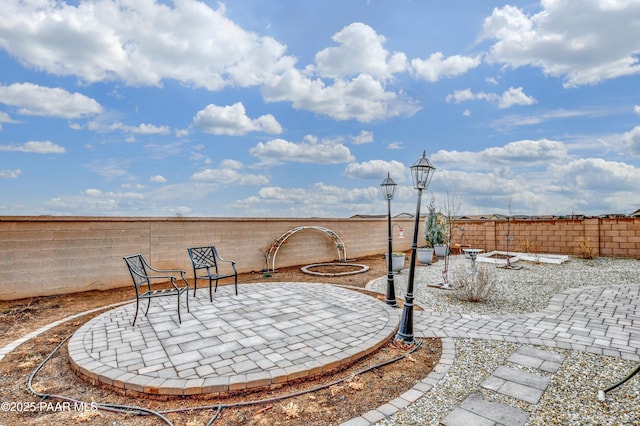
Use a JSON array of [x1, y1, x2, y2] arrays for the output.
[[380, 172, 398, 307], [396, 151, 436, 345]]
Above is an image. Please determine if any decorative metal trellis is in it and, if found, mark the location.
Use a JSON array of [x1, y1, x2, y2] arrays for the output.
[[265, 226, 348, 272]]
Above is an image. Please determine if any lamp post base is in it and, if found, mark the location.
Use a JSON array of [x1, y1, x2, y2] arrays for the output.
[[395, 294, 415, 345], [385, 274, 398, 307]]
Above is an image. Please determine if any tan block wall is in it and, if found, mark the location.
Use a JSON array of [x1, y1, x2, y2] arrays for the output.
[[449, 217, 640, 258], [2, 216, 639, 301], [0, 216, 417, 301]]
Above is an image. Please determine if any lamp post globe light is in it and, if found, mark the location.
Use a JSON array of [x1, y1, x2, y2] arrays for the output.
[[396, 150, 436, 345], [380, 172, 398, 307]]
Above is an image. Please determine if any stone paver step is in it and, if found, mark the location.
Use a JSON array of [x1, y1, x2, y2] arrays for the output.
[[441, 393, 529, 426], [481, 367, 548, 404]]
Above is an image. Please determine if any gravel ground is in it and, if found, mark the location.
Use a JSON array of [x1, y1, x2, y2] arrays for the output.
[[369, 254, 640, 426], [371, 254, 640, 316]]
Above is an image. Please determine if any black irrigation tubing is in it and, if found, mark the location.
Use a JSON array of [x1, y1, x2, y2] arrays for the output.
[[27, 332, 423, 426], [27, 334, 173, 425], [597, 363, 640, 402]]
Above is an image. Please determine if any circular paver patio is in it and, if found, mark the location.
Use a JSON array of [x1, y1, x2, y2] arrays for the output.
[[68, 282, 399, 396]]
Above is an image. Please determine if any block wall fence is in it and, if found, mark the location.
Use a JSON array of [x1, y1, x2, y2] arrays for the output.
[[1, 216, 639, 301]]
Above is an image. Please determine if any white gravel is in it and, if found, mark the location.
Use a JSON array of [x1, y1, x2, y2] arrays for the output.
[[368, 255, 640, 426], [370, 254, 640, 316]]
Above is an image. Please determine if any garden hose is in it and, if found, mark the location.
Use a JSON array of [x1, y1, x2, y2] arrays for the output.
[[597, 363, 640, 402]]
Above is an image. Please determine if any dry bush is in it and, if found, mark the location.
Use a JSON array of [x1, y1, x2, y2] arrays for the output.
[[281, 401, 302, 419], [575, 237, 596, 259], [451, 264, 495, 303], [517, 238, 538, 254]]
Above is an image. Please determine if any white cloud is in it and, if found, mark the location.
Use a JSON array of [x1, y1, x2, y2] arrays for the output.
[[482, 2, 640, 87], [497, 87, 536, 108], [190, 159, 268, 185], [432, 139, 568, 169], [350, 130, 374, 145], [387, 141, 403, 150], [315, 22, 407, 80], [446, 87, 535, 108], [191, 167, 269, 185], [86, 158, 129, 179], [622, 125, 640, 154], [0, 1, 294, 90], [343, 160, 406, 181], [232, 182, 379, 217], [0, 83, 102, 118], [550, 158, 640, 191], [491, 107, 616, 130], [117, 122, 171, 135], [0, 169, 21, 178], [250, 137, 355, 165], [0, 140, 65, 154], [0, 111, 20, 129], [192, 102, 282, 135], [411, 52, 481, 82], [263, 69, 420, 122], [0, 3, 423, 123], [634, 105, 640, 116], [150, 175, 167, 183]]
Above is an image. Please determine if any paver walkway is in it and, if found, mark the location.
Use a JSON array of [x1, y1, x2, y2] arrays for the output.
[[342, 281, 640, 425], [413, 284, 640, 361]]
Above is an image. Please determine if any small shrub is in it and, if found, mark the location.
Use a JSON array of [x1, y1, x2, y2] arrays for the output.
[[517, 238, 538, 254], [451, 264, 495, 303], [575, 237, 596, 259], [282, 401, 302, 419]]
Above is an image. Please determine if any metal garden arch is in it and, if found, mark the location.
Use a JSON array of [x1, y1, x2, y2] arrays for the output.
[[265, 226, 347, 272]]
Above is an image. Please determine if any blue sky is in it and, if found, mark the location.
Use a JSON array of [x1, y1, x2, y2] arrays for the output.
[[1, 0, 640, 217]]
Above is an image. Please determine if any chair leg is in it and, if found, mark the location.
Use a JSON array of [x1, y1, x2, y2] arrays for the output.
[[209, 278, 213, 302], [185, 289, 190, 313], [132, 298, 140, 326], [144, 298, 151, 318], [177, 293, 181, 324], [234, 275, 238, 296], [193, 279, 198, 297]]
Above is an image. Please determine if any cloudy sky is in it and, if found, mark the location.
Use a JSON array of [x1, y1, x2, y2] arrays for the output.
[[1, 0, 640, 218]]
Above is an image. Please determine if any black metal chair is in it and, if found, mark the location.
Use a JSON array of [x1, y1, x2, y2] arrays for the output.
[[187, 246, 238, 301], [123, 254, 190, 326]]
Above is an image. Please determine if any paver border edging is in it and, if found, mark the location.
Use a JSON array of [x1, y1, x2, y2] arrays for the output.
[[340, 337, 456, 426], [0, 301, 131, 362]]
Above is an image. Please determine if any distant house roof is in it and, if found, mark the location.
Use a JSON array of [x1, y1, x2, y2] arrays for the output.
[[455, 214, 498, 221], [350, 214, 384, 219], [350, 212, 415, 219], [599, 213, 629, 218], [394, 212, 415, 219]]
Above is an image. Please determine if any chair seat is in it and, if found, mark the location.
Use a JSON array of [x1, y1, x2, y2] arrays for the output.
[[140, 287, 188, 299], [196, 272, 235, 280]]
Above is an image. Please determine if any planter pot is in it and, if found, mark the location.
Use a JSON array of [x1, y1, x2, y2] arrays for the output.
[[385, 253, 406, 272], [417, 248, 434, 265], [434, 244, 449, 258]]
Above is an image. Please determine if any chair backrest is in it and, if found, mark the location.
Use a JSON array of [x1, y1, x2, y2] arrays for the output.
[[187, 246, 219, 272], [124, 254, 150, 289]]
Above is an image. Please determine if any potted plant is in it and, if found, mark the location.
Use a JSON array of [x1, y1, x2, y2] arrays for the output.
[[417, 246, 434, 264], [385, 251, 407, 272], [424, 198, 448, 258]]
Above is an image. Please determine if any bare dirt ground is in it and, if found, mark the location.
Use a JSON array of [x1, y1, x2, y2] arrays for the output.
[[0, 254, 442, 425]]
